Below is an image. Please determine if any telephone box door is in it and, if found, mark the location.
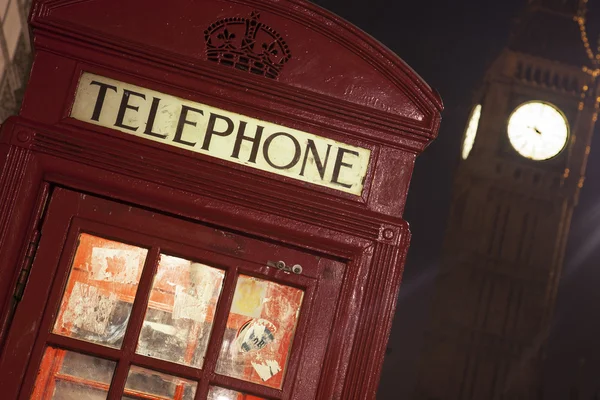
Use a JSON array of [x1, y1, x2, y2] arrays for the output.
[[1, 188, 344, 400]]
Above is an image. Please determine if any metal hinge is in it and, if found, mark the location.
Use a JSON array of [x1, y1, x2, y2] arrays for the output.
[[13, 230, 42, 302], [266, 260, 302, 275]]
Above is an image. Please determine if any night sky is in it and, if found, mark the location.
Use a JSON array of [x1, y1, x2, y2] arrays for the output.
[[310, 0, 600, 398]]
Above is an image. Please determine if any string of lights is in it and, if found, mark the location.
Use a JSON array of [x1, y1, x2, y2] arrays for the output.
[[574, 0, 600, 111], [576, 1, 600, 77]]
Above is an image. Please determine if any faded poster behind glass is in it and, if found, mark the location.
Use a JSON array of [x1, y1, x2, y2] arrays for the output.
[[30, 347, 116, 399], [216, 275, 304, 389], [123, 365, 197, 400], [53, 234, 148, 348], [136, 254, 226, 368]]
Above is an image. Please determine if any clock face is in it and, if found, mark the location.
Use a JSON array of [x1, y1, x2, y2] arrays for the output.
[[507, 101, 568, 160], [461, 104, 482, 160]]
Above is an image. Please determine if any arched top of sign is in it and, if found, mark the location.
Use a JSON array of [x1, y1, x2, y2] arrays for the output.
[[30, 0, 442, 137], [204, 11, 292, 80]]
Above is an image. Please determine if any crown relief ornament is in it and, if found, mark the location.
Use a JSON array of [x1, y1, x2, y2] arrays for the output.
[[204, 11, 292, 79]]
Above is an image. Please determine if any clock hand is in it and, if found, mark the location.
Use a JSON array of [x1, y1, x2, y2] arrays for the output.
[[526, 125, 542, 134], [526, 125, 538, 133]]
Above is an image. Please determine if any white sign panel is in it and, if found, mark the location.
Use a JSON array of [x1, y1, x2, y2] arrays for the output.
[[70, 72, 371, 195]]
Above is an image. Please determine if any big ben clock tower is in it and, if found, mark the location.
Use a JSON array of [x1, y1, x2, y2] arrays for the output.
[[415, 0, 599, 399]]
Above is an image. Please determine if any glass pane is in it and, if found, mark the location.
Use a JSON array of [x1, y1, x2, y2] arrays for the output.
[[30, 347, 116, 400], [136, 254, 225, 368], [207, 386, 267, 400], [123, 365, 197, 400], [53, 233, 148, 348], [216, 275, 304, 389]]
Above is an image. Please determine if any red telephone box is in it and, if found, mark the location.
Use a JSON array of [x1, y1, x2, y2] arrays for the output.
[[0, 1, 442, 399]]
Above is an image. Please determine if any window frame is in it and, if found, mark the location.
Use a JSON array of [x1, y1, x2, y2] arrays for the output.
[[4, 188, 329, 400]]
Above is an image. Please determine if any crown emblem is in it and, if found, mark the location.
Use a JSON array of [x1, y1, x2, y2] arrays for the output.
[[204, 11, 292, 79]]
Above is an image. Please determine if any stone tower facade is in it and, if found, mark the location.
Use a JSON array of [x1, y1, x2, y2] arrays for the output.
[[414, 1, 599, 399]]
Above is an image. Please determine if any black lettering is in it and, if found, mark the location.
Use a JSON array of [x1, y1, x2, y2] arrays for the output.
[[201, 113, 234, 150], [89, 80, 117, 121], [115, 89, 146, 131], [174, 105, 204, 147], [300, 140, 332, 179], [263, 132, 301, 170], [331, 147, 360, 189], [144, 97, 168, 139], [231, 121, 263, 163]]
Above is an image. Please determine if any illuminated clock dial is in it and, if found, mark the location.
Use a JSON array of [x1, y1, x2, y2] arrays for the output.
[[461, 104, 482, 160], [507, 101, 568, 160]]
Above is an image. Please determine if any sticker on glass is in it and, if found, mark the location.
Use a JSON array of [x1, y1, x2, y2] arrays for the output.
[[235, 319, 276, 353]]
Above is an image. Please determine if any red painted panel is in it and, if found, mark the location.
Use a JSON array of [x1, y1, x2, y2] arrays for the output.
[[31, 0, 440, 120]]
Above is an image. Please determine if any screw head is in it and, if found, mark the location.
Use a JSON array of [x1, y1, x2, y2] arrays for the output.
[[17, 131, 30, 142], [383, 228, 395, 240], [292, 265, 302, 275]]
